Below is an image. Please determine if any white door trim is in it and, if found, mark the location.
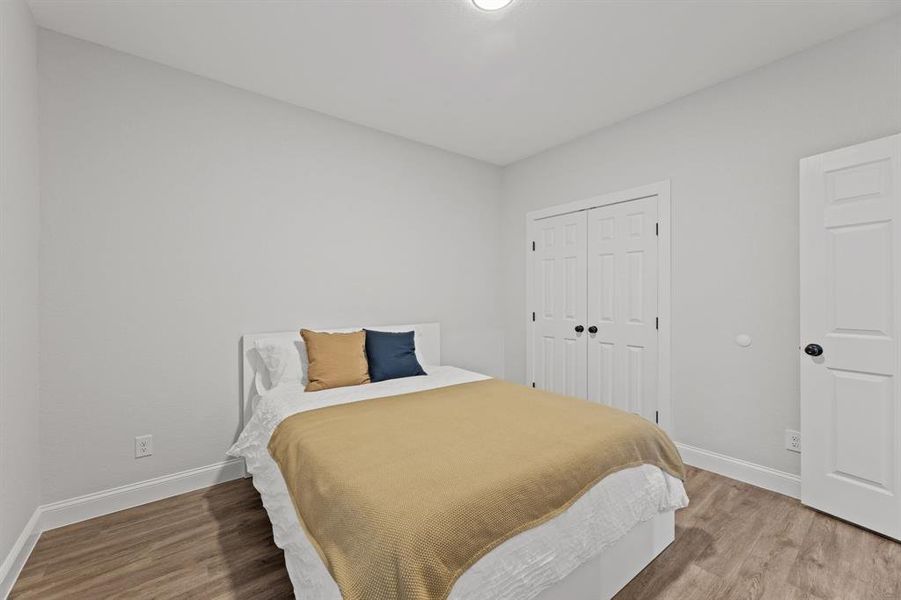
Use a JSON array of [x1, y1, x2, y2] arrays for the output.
[[525, 180, 672, 433]]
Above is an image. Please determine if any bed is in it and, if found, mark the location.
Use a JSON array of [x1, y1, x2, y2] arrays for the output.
[[229, 323, 687, 600]]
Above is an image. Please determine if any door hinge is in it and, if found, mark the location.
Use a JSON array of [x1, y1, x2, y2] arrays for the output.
[[531, 382, 536, 388], [655, 410, 659, 424], [656, 317, 659, 330], [532, 311, 536, 322], [655, 222, 659, 236], [532, 240, 536, 251]]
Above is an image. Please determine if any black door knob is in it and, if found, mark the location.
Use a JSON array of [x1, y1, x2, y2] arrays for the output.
[[575, 325, 584, 333], [804, 343, 823, 357], [588, 325, 598, 334]]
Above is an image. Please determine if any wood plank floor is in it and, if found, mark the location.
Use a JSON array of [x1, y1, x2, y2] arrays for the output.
[[11, 466, 901, 599]]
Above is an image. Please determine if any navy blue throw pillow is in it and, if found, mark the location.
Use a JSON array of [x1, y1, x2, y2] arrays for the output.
[[364, 329, 427, 383]]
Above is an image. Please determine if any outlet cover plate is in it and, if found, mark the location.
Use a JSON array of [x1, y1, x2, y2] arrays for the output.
[[785, 429, 801, 453], [135, 434, 153, 458]]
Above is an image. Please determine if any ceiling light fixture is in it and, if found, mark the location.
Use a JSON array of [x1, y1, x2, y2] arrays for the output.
[[472, 0, 513, 11]]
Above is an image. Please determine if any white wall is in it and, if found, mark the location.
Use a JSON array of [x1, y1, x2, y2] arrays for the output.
[[38, 31, 503, 504], [0, 0, 41, 566], [501, 16, 901, 475], [32, 11, 901, 508]]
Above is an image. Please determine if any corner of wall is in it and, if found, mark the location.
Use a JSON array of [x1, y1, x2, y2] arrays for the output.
[[0, 0, 43, 594]]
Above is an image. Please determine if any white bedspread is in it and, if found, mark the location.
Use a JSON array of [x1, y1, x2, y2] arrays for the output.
[[229, 366, 688, 600]]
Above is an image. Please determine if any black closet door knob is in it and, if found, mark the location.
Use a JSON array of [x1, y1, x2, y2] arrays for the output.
[[574, 325, 584, 333], [588, 325, 598, 334], [804, 343, 823, 357]]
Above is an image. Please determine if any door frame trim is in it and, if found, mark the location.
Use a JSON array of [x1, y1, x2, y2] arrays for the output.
[[525, 180, 672, 433]]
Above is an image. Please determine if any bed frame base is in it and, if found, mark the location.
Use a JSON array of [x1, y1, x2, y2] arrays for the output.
[[534, 510, 674, 600]]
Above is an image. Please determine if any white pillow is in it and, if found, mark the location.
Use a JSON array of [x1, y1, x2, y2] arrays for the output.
[[254, 338, 306, 390]]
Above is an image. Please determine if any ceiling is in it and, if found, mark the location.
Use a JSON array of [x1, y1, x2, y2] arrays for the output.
[[27, 0, 901, 165]]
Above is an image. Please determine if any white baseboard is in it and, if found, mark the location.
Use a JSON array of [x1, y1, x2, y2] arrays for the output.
[[0, 458, 245, 599], [0, 508, 41, 600], [677, 442, 801, 499], [40, 458, 246, 531]]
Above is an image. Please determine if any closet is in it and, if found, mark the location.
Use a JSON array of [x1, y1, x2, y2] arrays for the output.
[[527, 184, 667, 426]]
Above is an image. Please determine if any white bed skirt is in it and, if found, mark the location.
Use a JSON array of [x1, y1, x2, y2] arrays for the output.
[[534, 510, 674, 600]]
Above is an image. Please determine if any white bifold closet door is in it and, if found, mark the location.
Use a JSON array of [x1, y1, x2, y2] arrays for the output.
[[586, 198, 658, 421], [533, 197, 658, 423]]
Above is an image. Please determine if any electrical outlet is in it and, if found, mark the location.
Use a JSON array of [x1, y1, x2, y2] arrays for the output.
[[135, 434, 153, 458], [785, 429, 801, 453]]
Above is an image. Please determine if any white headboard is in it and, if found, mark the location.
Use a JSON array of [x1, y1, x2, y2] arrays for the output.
[[240, 322, 440, 428]]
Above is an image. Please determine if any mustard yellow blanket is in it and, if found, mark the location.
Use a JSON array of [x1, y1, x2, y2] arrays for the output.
[[268, 378, 685, 600]]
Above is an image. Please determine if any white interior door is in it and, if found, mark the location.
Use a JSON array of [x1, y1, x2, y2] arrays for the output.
[[532, 211, 587, 398], [800, 133, 901, 540], [586, 197, 658, 422]]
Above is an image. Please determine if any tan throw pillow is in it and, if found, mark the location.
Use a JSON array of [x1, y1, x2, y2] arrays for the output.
[[300, 329, 371, 392]]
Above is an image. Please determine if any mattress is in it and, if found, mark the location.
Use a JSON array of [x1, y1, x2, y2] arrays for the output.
[[229, 366, 688, 600]]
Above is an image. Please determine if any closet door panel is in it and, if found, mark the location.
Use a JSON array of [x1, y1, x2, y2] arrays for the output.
[[532, 211, 588, 398], [587, 198, 658, 421]]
